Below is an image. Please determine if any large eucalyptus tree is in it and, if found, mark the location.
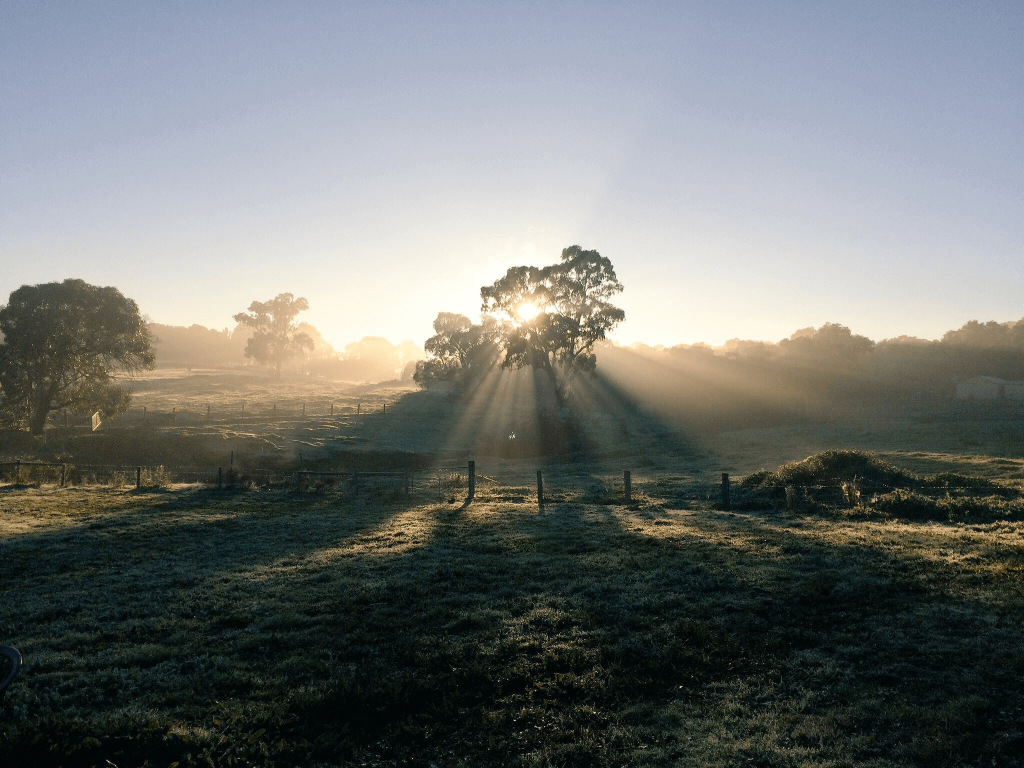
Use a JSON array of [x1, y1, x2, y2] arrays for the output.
[[0, 279, 154, 434]]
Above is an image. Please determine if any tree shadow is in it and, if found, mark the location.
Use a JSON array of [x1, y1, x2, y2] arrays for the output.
[[3, 482, 1023, 766]]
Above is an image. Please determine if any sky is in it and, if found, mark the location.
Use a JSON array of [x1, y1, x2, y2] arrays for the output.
[[2, 2, 1022, 349]]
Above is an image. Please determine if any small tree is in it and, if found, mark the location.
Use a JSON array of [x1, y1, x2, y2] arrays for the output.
[[480, 245, 625, 380], [414, 313, 499, 388], [233, 293, 314, 376], [0, 279, 154, 434]]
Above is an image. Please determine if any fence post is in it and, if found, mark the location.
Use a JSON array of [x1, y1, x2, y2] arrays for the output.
[[218, 467, 223, 490], [207, 404, 210, 421], [273, 403, 276, 417], [537, 470, 544, 510], [357, 403, 361, 414], [60, 464, 66, 488], [136, 466, 142, 489], [383, 402, 386, 415], [721, 472, 731, 510], [624, 470, 631, 503], [468, 460, 475, 503], [330, 403, 334, 416], [15, 460, 21, 485], [302, 403, 305, 417]]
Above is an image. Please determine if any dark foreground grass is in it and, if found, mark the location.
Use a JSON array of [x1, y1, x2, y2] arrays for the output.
[[2, 480, 1024, 767]]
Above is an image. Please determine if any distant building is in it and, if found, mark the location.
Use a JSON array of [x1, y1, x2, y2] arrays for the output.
[[954, 375, 1024, 401]]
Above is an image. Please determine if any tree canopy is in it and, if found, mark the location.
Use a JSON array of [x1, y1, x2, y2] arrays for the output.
[[480, 245, 625, 375], [233, 293, 314, 376], [414, 313, 499, 388], [0, 279, 154, 434], [413, 246, 624, 395]]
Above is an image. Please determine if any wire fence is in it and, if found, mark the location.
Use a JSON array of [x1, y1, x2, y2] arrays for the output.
[[1, 460, 1020, 511], [0, 460, 470, 502], [46, 401, 391, 430]]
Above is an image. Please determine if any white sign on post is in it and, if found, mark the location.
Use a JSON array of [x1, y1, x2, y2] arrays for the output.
[[91, 411, 102, 431]]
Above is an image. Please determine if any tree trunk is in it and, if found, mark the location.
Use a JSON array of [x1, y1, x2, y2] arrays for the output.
[[29, 401, 49, 436]]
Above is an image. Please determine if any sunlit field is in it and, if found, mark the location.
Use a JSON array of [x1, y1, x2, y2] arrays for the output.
[[3, 454, 1024, 766], [3, 371, 1024, 766]]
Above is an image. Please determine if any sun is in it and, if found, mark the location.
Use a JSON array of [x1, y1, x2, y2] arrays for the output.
[[516, 302, 541, 322]]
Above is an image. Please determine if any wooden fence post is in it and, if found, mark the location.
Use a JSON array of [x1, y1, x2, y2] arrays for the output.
[[468, 460, 475, 503], [14, 460, 21, 485], [624, 470, 631, 503], [330, 403, 334, 416], [60, 464, 66, 488], [207, 404, 210, 421], [383, 402, 386, 415], [721, 472, 731, 511], [537, 470, 544, 510], [302, 403, 305, 416], [136, 466, 142, 489]]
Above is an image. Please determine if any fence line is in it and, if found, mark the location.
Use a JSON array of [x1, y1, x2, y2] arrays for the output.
[[45, 401, 392, 429], [1, 459, 1020, 511]]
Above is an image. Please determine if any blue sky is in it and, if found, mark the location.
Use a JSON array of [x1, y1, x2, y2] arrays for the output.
[[2, 2, 1022, 348]]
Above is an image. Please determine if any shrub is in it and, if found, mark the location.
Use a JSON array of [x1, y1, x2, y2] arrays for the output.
[[868, 489, 941, 520], [742, 449, 915, 491]]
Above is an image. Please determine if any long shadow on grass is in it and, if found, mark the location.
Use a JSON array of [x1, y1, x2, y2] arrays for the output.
[[0, 487, 409, 656], [5, 491, 1024, 766], [282, 503, 1024, 765]]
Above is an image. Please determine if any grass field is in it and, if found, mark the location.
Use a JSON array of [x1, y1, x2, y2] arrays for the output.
[[3, 371, 1024, 766], [2, 457, 1024, 767]]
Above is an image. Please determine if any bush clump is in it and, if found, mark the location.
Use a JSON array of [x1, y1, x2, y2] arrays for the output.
[[867, 489, 941, 519], [739, 450, 1024, 522], [865, 490, 1024, 522], [742, 450, 915, 491]]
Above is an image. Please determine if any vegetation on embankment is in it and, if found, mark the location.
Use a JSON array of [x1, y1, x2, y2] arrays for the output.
[[737, 449, 1024, 523]]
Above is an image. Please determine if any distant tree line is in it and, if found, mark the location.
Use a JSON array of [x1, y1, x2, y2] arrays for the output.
[[595, 318, 1024, 430], [150, 292, 421, 381], [150, 321, 421, 382]]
